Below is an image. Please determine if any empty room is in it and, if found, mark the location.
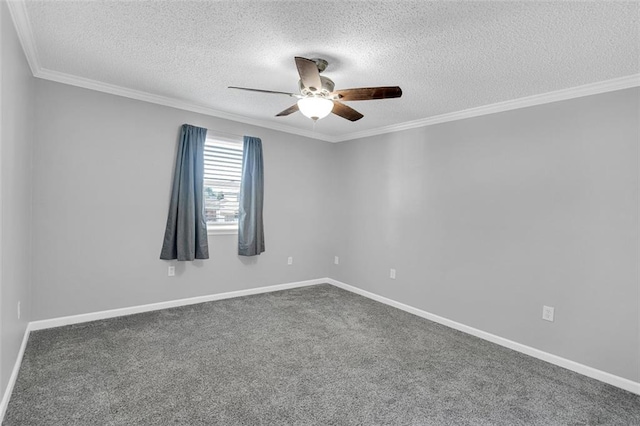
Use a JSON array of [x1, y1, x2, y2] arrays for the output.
[[1, 0, 639, 424]]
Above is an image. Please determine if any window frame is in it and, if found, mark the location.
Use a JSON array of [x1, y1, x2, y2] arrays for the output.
[[203, 134, 244, 236]]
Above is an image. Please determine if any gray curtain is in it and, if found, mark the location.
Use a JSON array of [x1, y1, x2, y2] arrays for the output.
[[160, 124, 209, 261], [238, 136, 265, 256]]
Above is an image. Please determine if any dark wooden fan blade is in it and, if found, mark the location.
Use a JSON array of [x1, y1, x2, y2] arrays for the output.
[[294, 57, 322, 92], [228, 86, 299, 97], [276, 103, 299, 117], [332, 101, 364, 122], [332, 86, 402, 101]]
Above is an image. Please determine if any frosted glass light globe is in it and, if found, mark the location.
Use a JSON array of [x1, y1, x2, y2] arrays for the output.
[[297, 97, 333, 121]]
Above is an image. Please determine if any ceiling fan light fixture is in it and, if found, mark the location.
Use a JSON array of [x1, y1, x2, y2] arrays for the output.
[[297, 97, 333, 121], [229, 56, 401, 122]]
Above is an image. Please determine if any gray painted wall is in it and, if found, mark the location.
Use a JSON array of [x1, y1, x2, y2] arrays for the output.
[[12, 44, 640, 387], [332, 88, 639, 382], [0, 1, 34, 400], [31, 80, 336, 320]]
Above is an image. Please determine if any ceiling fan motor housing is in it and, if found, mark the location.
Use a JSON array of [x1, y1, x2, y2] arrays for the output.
[[299, 76, 335, 98], [311, 58, 329, 73]]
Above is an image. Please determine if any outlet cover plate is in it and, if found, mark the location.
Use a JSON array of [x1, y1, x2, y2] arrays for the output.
[[542, 305, 555, 322]]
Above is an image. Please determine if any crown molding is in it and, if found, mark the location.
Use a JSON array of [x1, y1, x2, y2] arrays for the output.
[[6, 0, 40, 75], [6, 0, 335, 142], [333, 73, 640, 142], [7, 0, 640, 144], [35, 68, 336, 142], [31, 68, 640, 144]]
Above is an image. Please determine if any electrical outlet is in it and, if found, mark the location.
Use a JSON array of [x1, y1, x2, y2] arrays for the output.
[[17, 301, 21, 319], [287, 256, 293, 265], [168, 266, 175, 276], [334, 256, 339, 265], [390, 268, 396, 279], [542, 305, 555, 322]]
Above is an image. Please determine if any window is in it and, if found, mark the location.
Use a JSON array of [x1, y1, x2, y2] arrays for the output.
[[204, 135, 244, 234]]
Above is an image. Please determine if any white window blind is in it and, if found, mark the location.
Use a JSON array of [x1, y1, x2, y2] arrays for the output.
[[203, 136, 244, 231]]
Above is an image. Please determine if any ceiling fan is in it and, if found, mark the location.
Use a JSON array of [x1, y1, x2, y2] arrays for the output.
[[229, 57, 402, 122]]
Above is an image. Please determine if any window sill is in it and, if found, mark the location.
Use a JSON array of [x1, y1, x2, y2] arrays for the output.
[[207, 225, 238, 236]]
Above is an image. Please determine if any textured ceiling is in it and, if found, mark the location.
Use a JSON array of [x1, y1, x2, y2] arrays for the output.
[[10, 0, 640, 141]]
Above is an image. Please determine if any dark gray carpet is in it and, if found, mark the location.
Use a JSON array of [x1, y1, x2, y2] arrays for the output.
[[3, 284, 640, 425]]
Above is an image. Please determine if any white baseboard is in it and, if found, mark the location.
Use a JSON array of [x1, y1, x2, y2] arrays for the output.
[[4, 276, 637, 425], [1, 278, 326, 423], [0, 325, 30, 421], [29, 278, 325, 331], [327, 278, 640, 396]]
